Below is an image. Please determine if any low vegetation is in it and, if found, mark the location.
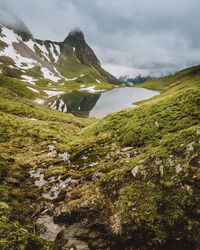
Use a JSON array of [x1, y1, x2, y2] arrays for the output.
[[1, 57, 200, 249], [53, 65, 200, 249]]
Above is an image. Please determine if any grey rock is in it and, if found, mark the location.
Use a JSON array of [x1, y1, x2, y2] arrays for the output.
[[121, 147, 134, 152], [131, 166, 139, 177]]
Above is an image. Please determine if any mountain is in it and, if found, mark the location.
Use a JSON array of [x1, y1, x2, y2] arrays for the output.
[[0, 23, 121, 105], [1, 20, 200, 249], [64, 28, 121, 85]]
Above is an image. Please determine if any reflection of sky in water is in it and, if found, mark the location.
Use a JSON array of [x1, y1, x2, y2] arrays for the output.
[[90, 87, 160, 118], [47, 87, 160, 119]]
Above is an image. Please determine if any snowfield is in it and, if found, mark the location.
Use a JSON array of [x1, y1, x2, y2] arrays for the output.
[[27, 86, 39, 93], [50, 100, 68, 112], [21, 75, 37, 85], [34, 98, 45, 104], [80, 86, 105, 93], [65, 76, 78, 81], [0, 26, 20, 45], [49, 44, 60, 63], [0, 45, 38, 70], [54, 44, 60, 55], [41, 67, 61, 82], [0, 26, 38, 69], [35, 43, 51, 62], [44, 90, 65, 97], [24, 39, 36, 52], [23, 117, 38, 121]]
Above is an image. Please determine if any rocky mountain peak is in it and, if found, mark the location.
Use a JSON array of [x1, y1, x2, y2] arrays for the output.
[[66, 28, 84, 40], [64, 28, 85, 48], [63, 28, 122, 85]]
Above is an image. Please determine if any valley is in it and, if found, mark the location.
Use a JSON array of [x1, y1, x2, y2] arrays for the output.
[[0, 22, 200, 250]]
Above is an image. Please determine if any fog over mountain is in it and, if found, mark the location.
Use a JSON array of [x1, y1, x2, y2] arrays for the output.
[[0, 5, 32, 37], [1, 0, 200, 77]]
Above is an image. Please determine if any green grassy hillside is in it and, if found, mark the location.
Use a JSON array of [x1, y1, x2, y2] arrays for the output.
[[0, 75, 95, 249], [53, 67, 200, 249], [0, 65, 200, 249], [138, 65, 200, 91]]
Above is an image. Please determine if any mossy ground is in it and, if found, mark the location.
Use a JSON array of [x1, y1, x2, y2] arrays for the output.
[[1, 64, 200, 248], [54, 68, 200, 249], [0, 78, 95, 249]]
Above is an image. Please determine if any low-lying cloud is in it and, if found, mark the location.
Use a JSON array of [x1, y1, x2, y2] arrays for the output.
[[0, 4, 32, 35]]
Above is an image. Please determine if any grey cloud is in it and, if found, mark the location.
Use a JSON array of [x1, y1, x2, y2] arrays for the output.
[[0, 0, 200, 77], [0, 4, 32, 35]]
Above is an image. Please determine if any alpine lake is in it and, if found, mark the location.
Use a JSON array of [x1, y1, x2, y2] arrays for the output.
[[46, 87, 160, 118]]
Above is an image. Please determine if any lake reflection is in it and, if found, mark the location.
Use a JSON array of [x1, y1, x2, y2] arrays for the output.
[[46, 87, 160, 118]]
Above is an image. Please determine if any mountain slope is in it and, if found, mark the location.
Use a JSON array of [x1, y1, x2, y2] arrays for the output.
[[64, 29, 122, 84], [138, 65, 200, 91], [44, 66, 200, 249], [0, 24, 121, 105]]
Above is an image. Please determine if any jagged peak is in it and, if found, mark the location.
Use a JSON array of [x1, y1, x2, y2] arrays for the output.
[[64, 28, 85, 45], [68, 27, 84, 37]]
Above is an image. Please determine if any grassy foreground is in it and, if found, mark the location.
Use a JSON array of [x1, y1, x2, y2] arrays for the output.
[[58, 65, 200, 249], [0, 75, 95, 249], [0, 65, 200, 249]]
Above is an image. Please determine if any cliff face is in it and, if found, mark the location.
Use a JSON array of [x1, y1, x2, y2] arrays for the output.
[[64, 29, 122, 85]]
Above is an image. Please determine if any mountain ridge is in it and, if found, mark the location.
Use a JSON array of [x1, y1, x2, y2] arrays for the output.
[[0, 22, 121, 106]]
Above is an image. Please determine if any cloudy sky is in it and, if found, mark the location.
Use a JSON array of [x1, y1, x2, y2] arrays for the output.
[[0, 0, 200, 78]]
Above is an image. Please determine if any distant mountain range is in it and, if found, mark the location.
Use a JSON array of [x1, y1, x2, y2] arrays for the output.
[[119, 74, 155, 86]]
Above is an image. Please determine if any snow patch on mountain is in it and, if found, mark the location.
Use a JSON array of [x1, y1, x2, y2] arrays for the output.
[[0, 25, 20, 45], [35, 98, 44, 104], [0, 44, 37, 69], [21, 75, 37, 85], [65, 76, 78, 81], [44, 90, 65, 97], [58, 100, 65, 111], [49, 44, 59, 63], [41, 67, 61, 82], [27, 86, 39, 93], [24, 39, 35, 52], [81, 86, 105, 93], [54, 44, 60, 55], [36, 43, 51, 62], [0, 26, 38, 69]]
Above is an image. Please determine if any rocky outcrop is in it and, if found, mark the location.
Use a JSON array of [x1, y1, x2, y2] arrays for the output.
[[64, 28, 122, 85]]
